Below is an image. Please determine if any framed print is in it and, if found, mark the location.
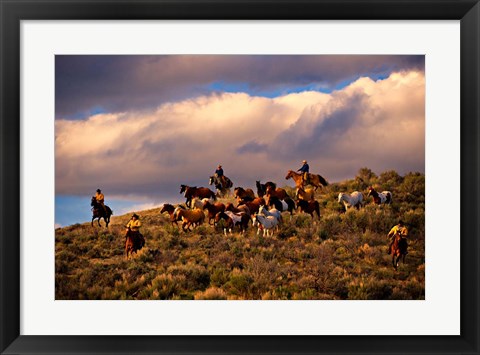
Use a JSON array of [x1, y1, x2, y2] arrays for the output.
[[1, 0, 479, 354]]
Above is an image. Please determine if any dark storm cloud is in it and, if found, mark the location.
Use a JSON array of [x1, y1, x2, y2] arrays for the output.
[[55, 55, 424, 119]]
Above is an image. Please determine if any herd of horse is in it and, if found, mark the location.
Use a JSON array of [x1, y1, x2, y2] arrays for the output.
[[89, 169, 406, 269]]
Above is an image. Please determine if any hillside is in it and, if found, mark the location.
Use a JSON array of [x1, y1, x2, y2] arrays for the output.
[[55, 168, 425, 300]]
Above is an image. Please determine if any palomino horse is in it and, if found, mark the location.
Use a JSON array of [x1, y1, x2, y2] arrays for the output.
[[390, 233, 408, 270], [295, 187, 315, 201], [180, 185, 216, 208], [255, 180, 277, 198], [124, 227, 145, 259], [90, 197, 113, 227], [209, 175, 233, 197], [338, 191, 364, 211], [285, 170, 329, 191], [367, 186, 392, 205]]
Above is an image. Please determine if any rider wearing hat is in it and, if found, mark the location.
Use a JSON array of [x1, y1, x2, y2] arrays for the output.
[[215, 164, 225, 186], [95, 188, 107, 213], [125, 213, 144, 247], [387, 220, 408, 254], [297, 160, 310, 185]]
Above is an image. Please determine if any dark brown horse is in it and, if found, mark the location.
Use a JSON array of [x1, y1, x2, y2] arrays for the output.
[[180, 185, 216, 207], [296, 199, 320, 219], [209, 175, 233, 197], [255, 180, 277, 198], [125, 227, 145, 259], [90, 197, 113, 227], [390, 234, 408, 270], [225, 202, 251, 216], [234, 187, 256, 201]]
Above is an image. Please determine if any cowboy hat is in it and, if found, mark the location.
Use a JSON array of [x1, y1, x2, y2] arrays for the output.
[[302, 160, 307, 164], [132, 213, 139, 219]]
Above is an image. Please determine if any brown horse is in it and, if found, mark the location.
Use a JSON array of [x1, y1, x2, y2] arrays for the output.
[[176, 208, 205, 231], [265, 186, 288, 200], [237, 197, 265, 215], [296, 199, 320, 219], [367, 186, 392, 205], [202, 201, 226, 225], [90, 197, 113, 228], [180, 185, 216, 208], [390, 234, 408, 270], [285, 170, 329, 191], [234, 187, 256, 201], [255, 180, 277, 198], [125, 228, 145, 259]]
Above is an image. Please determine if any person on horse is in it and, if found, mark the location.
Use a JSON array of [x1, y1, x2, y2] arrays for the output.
[[297, 160, 310, 186], [387, 220, 408, 254], [214, 164, 226, 186], [125, 213, 145, 247], [95, 188, 107, 214]]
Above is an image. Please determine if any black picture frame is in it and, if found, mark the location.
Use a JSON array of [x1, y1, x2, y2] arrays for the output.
[[1, 1, 479, 354]]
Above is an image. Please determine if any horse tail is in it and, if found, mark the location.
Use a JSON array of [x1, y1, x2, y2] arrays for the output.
[[318, 174, 329, 187]]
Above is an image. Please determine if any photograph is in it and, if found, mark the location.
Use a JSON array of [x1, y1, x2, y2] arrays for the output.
[[54, 54, 426, 300]]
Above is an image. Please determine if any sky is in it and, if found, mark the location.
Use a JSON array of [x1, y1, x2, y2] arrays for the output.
[[55, 55, 425, 227]]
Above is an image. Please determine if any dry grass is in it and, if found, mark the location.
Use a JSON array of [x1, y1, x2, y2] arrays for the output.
[[56, 169, 425, 300]]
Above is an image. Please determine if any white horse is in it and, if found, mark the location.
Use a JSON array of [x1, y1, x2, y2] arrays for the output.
[[258, 205, 282, 223], [252, 214, 279, 236], [338, 191, 364, 211]]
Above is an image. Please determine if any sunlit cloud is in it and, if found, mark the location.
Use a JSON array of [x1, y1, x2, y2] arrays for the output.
[[55, 70, 425, 203]]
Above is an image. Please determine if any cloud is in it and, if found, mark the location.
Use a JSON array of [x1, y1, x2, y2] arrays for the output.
[[55, 70, 425, 200], [55, 55, 424, 119]]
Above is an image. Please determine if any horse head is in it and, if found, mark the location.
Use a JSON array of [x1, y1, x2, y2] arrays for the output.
[[90, 196, 97, 207], [285, 170, 293, 180], [338, 193, 345, 203], [208, 177, 214, 185], [367, 186, 374, 197], [180, 184, 187, 194]]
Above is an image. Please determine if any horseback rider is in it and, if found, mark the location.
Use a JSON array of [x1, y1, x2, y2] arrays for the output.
[[387, 220, 408, 254], [95, 188, 107, 214], [214, 164, 225, 186], [125, 213, 145, 247], [297, 160, 310, 186]]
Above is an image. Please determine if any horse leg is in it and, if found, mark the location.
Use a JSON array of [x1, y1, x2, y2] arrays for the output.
[[97, 218, 101, 227], [91, 217, 95, 227]]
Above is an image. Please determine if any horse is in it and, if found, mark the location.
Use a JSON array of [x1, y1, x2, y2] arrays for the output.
[[180, 185, 216, 207], [265, 195, 296, 216], [90, 197, 113, 228], [225, 202, 251, 216], [209, 175, 233, 197], [265, 186, 289, 200], [215, 211, 249, 235], [252, 214, 279, 237], [160, 204, 186, 227], [202, 201, 226, 225], [258, 205, 282, 223], [295, 187, 315, 201], [237, 197, 265, 215], [191, 197, 215, 209], [124, 227, 145, 259], [338, 191, 364, 211], [390, 233, 408, 270], [296, 199, 321, 219], [285, 170, 329, 191], [234, 187, 256, 201], [367, 186, 392, 205], [176, 208, 205, 231], [255, 180, 277, 198]]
